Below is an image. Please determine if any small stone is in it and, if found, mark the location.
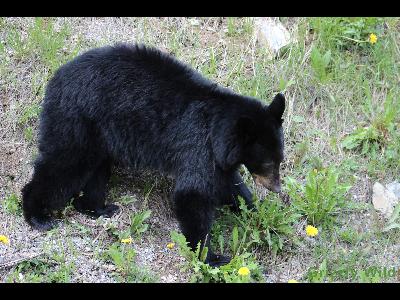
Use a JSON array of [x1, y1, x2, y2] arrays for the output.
[[254, 17, 293, 58], [386, 181, 400, 199], [189, 19, 200, 26], [103, 264, 116, 271], [372, 182, 399, 218]]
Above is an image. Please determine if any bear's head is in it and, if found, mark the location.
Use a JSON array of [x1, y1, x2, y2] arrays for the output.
[[228, 93, 285, 193]]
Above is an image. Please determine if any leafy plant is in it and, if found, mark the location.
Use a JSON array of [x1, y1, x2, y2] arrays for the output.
[[5, 257, 75, 283], [2, 193, 22, 215], [306, 258, 328, 283], [24, 126, 35, 143], [130, 209, 151, 238], [310, 47, 332, 82], [358, 269, 383, 283], [170, 231, 263, 283], [106, 242, 155, 282], [342, 91, 399, 157], [342, 126, 381, 154], [230, 195, 301, 255], [286, 167, 352, 226]]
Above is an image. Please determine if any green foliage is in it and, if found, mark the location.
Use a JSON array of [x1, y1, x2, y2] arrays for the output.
[[6, 258, 75, 283], [18, 103, 42, 126], [339, 228, 361, 245], [5, 18, 77, 73], [342, 91, 399, 162], [342, 126, 381, 153], [130, 209, 151, 238], [231, 195, 301, 255], [226, 17, 253, 37], [286, 167, 352, 226], [382, 203, 400, 232], [27, 18, 74, 72], [7, 28, 29, 60], [118, 195, 137, 205], [24, 126, 35, 142], [170, 231, 263, 283], [106, 242, 156, 282], [2, 193, 22, 215], [310, 47, 332, 82], [358, 269, 383, 283], [102, 209, 151, 241], [306, 258, 328, 283], [309, 17, 384, 51]]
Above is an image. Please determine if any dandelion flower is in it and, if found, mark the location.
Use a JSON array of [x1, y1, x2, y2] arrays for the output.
[[166, 242, 175, 249], [288, 279, 299, 283], [0, 235, 10, 245], [121, 237, 133, 244], [368, 33, 377, 44], [238, 266, 250, 276], [306, 225, 318, 237]]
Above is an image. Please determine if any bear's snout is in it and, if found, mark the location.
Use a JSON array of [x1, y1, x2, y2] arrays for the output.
[[252, 174, 281, 193]]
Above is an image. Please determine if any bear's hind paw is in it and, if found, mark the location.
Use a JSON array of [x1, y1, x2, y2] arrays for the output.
[[27, 215, 58, 231]]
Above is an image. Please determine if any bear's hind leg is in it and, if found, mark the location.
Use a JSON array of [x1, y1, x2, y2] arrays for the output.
[[73, 159, 119, 218], [22, 180, 58, 231], [22, 157, 85, 231]]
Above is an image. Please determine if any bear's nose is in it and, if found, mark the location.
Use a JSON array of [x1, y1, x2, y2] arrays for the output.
[[252, 174, 281, 193]]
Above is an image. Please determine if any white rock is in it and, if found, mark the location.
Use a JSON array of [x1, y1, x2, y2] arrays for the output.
[[386, 181, 400, 199], [254, 17, 293, 57], [372, 182, 399, 218], [189, 19, 200, 26]]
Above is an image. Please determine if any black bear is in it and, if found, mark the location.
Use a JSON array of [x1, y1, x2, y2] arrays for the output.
[[22, 43, 285, 267]]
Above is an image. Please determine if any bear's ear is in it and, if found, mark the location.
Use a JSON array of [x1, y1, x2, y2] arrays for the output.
[[267, 93, 285, 121]]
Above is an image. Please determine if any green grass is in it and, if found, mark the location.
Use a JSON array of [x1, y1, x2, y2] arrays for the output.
[[105, 242, 157, 283], [2, 193, 22, 215]]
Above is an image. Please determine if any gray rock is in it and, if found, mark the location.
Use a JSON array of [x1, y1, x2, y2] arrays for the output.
[[372, 182, 400, 219], [386, 181, 400, 199]]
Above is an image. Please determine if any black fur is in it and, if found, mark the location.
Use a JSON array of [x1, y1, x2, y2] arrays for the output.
[[22, 44, 285, 266]]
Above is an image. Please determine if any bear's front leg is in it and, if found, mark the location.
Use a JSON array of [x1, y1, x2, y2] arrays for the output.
[[173, 188, 230, 267], [229, 171, 254, 212]]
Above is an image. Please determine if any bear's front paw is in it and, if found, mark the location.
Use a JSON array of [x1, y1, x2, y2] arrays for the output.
[[96, 203, 120, 218], [205, 252, 231, 267]]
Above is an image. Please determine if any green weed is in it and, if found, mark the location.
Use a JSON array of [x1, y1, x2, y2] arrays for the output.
[[106, 242, 156, 282], [170, 231, 263, 283], [286, 167, 352, 226], [310, 47, 332, 82], [2, 193, 22, 215]]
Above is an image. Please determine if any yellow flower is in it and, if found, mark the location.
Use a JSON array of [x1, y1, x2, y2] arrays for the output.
[[288, 279, 299, 283], [306, 225, 318, 237], [121, 237, 133, 244], [0, 235, 10, 245], [238, 266, 250, 276], [368, 33, 377, 44], [166, 242, 175, 249]]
